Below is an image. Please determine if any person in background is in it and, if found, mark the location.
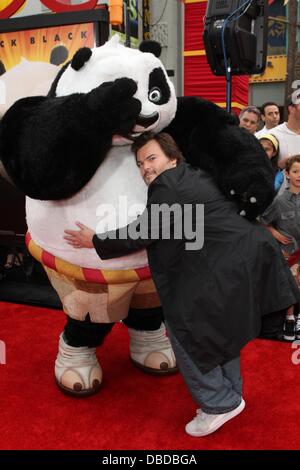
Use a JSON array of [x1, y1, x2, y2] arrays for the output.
[[270, 95, 300, 170], [255, 102, 280, 139], [64, 132, 299, 438], [261, 155, 300, 341], [239, 105, 261, 134], [258, 133, 283, 192]]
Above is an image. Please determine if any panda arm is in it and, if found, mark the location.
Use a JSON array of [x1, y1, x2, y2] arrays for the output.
[[0, 78, 141, 201], [0, 94, 110, 200], [164, 96, 275, 220]]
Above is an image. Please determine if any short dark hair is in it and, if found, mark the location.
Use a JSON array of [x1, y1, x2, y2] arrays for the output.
[[261, 102, 279, 115], [239, 105, 261, 121], [285, 155, 300, 172], [131, 132, 185, 164]]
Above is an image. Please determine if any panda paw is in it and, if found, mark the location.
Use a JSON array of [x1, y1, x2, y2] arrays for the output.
[[87, 78, 141, 134], [228, 187, 261, 220]]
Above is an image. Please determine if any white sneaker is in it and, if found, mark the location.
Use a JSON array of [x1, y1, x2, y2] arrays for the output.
[[55, 333, 102, 397], [128, 324, 177, 375], [185, 398, 245, 437]]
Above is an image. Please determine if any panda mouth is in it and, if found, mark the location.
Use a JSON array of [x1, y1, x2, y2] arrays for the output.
[[135, 112, 159, 128], [128, 132, 142, 140], [128, 112, 160, 140]]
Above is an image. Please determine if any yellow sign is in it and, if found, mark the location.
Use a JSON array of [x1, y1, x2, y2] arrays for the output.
[[250, 55, 287, 83]]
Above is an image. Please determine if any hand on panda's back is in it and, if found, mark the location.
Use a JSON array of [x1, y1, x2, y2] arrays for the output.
[[87, 77, 141, 135]]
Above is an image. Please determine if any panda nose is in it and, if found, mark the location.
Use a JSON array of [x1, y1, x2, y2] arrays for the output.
[[135, 112, 159, 129]]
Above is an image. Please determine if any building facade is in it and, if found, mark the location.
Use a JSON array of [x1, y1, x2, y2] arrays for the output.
[[3, 0, 296, 109]]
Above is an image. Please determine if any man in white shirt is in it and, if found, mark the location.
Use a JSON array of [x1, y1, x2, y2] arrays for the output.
[[255, 102, 280, 139], [270, 95, 300, 169]]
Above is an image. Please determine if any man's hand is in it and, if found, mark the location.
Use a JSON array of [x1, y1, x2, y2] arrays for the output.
[[64, 222, 95, 249], [278, 157, 289, 170], [266, 225, 293, 245]]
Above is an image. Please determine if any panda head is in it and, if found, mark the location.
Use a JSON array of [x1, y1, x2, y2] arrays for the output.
[[49, 35, 177, 142]]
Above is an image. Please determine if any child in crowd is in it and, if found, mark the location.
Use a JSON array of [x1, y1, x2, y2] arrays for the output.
[[259, 134, 284, 192], [261, 155, 300, 340]]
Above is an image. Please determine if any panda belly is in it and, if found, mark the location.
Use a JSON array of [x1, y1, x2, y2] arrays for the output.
[[26, 146, 149, 270]]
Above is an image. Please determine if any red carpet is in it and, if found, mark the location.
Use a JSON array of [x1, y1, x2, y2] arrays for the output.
[[1, 301, 300, 450]]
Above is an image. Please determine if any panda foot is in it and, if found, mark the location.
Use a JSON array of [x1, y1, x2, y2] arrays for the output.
[[55, 333, 102, 397], [128, 324, 178, 376]]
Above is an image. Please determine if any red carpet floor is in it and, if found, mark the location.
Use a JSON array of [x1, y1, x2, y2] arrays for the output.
[[1, 301, 300, 450]]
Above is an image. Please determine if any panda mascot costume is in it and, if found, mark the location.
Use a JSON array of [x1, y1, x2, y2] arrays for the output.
[[0, 35, 275, 397]]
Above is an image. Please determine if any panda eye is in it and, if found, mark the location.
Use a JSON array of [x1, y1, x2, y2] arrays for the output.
[[149, 87, 162, 103]]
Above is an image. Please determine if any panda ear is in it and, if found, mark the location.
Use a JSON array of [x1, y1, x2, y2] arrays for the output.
[[139, 40, 161, 58], [71, 47, 92, 71]]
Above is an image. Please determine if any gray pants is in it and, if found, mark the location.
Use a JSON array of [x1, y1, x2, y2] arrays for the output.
[[168, 330, 242, 414]]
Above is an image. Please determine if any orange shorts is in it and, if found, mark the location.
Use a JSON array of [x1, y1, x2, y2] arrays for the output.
[[44, 266, 160, 323]]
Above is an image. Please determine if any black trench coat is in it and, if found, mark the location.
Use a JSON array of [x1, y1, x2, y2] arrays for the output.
[[93, 163, 300, 373]]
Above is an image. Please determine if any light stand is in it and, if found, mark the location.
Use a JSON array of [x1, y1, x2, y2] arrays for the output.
[[226, 59, 232, 114], [124, 0, 131, 47]]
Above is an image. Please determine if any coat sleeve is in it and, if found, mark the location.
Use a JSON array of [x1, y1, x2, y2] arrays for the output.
[[93, 173, 178, 260]]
